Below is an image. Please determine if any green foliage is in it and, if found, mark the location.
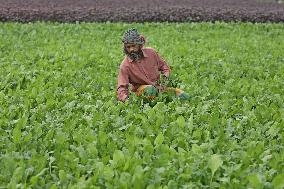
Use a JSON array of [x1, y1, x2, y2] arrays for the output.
[[157, 73, 181, 88], [208, 154, 223, 183], [0, 22, 283, 188]]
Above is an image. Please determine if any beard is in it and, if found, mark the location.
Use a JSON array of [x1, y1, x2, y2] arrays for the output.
[[124, 47, 143, 62]]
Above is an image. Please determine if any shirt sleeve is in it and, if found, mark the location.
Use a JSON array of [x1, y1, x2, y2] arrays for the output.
[[117, 65, 129, 102], [154, 50, 171, 77]]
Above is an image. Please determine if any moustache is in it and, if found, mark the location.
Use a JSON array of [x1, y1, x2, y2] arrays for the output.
[[124, 47, 143, 61]]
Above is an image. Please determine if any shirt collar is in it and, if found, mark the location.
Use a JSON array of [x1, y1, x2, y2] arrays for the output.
[[142, 48, 149, 58], [126, 48, 148, 63]]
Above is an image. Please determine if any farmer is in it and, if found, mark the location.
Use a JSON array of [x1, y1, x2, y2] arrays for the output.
[[117, 28, 190, 102]]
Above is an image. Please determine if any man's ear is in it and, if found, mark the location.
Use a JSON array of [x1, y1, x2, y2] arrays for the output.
[[140, 35, 145, 44]]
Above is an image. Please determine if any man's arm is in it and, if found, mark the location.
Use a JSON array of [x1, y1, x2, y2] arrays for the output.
[[154, 50, 171, 77], [117, 66, 129, 102]]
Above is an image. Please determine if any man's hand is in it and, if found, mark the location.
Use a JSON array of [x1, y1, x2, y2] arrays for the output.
[[157, 73, 181, 89], [155, 74, 169, 92], [160, 74, 170, 86]]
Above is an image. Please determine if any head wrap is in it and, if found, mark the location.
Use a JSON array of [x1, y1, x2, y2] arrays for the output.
[[122, 28, 145, 45]]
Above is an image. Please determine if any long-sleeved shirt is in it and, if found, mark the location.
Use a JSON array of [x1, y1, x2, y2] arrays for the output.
[[117, 47, 170, 101]]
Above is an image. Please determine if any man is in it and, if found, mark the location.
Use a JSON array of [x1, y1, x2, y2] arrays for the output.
[[117, 28, 190, 102]]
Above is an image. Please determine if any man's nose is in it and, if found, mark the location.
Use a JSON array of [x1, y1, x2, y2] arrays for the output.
[[129, 47, 135, 52]]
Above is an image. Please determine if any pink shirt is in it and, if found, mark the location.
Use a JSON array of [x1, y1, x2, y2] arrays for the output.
[[117, 47, 170, 101]]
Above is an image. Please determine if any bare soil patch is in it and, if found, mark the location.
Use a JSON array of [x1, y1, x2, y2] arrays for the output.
[[0, 0, 283, 22]]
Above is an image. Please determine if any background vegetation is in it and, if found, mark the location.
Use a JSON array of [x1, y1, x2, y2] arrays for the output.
[[0, 22, 283, 188]]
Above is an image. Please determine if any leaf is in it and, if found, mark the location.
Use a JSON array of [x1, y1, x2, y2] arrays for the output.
[[17, 113, 28, 129], [191, 144, 202, 154], [59, 170, 67, 183], [103, 166, 114, 181], [12, 126, 21, 143], [168, 180, 178, 189], [208, 154, 223, 176], [112, 150, 125, 168], [188, 113, 193, 133], [272, 174, 284, 189], [154, 133, 164, 147], [132, 165, 145, 189], [77, 145, 87, 163], [176, 116, 185, 129], [30, 176, 39, 186], [248, 174, 263, 189], [266, 125, 279, 138], [23, 132, 33, 143], [9, 166, 24, 187], [50, 184, 58, 189]]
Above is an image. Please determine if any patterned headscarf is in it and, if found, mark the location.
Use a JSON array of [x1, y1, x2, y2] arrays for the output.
[[122, 28, 145, 45]]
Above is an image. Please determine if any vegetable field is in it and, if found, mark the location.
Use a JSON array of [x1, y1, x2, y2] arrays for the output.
[[0, 22, 284, 188]]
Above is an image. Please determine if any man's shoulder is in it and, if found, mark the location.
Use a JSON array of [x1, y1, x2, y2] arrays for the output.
[[120, 56, 130, 69], [143, 47, 157, 54]]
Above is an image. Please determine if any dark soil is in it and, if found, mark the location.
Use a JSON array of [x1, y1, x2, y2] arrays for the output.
[[0, 0, 283, 23]]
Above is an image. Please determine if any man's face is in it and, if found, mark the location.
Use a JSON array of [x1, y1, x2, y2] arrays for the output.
[[124, 43, 143, 61], [124, 43, 140, 54]]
